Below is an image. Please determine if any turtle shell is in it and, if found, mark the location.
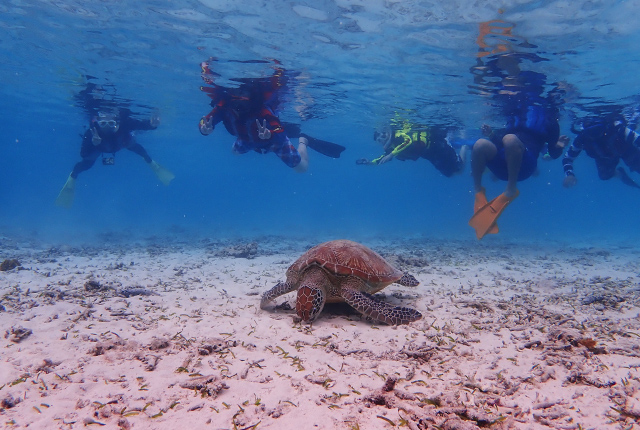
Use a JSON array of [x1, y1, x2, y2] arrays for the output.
[[288, 240, 402, 287]]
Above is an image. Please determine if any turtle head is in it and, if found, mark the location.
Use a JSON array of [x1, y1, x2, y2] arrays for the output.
[[285, 266, 302, 285], [296, 285, 326, 323]]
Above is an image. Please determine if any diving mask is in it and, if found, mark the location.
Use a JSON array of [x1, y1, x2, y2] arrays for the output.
[[96, 112, 120, 133], [374, 126, 393, 150], [98, 119, 117, 128]]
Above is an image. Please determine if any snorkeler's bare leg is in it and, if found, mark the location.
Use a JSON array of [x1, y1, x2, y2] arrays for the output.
[[294, 136, 309, 173], [471, 138, 497, 192], [502, 133, 524, 198]]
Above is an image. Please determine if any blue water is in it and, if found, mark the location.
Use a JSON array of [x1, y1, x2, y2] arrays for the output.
[[1, 0, 640, 245]]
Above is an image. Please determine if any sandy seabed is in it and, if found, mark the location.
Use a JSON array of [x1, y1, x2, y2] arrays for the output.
[[0, 234, 639, 430]]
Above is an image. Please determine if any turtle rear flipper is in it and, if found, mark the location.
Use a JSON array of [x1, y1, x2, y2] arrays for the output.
[[342, 289, 422, 325], [397, 273, 419, 287], [261, 281, 296, 309]]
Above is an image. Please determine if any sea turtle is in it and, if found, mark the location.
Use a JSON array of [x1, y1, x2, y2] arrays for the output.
[[260, 240, 422, 325]]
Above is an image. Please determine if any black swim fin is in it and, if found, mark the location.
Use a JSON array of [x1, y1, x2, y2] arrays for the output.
[[282, 122, 302, 138], [281, 122, 346, 158], [617, 167, 640, 189], [300, 133, 346, 158]]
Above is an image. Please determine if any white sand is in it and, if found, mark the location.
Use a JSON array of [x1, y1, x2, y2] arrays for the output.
[[1, 236, 639, 429]]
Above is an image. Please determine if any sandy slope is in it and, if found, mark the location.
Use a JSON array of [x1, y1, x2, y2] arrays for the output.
[[0, 236, 639, 429]]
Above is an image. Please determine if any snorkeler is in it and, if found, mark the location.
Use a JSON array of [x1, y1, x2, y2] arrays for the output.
[[563, 115, 640, 190], [356, 121, 469, 177], [198, 59, 344, 171], [55, 88, 174, 208], [468, 53, 569, 239]]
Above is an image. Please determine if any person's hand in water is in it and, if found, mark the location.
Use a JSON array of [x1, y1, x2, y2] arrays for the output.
[[378, 153, 394, 164], [544, 135, 570, 160], [556, 135, 569, 149], [199, 116, 214, 135], [256, 119, 271, 139], [563, 175, 577, 188], [150, 114, 161, 128], [91, 127, 101, 146]]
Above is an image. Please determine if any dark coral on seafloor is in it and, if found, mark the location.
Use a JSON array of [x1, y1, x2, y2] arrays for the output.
[[0, 259, 21, 271]]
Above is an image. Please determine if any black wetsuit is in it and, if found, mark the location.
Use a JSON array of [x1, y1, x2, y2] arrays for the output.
[[563, 118, 640, 181], [71, 115, 156, 179], [377, 127, 463, 177]]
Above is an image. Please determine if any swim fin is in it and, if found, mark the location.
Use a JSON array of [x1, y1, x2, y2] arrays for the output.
[[149, 160, 175, 186], [473, 189, 499, 235], [469, 190, 519, 240], [300, 133, 346, 159], [282, 122, 302, 138], [617, 167, 640, 189], [55, 174, 76, 208]]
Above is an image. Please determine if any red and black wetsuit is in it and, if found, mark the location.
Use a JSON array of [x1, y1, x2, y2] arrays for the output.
[[199, 63, 302, 168]]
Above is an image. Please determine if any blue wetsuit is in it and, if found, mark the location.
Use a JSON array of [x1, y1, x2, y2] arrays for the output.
[[486, 70, 563, 181]]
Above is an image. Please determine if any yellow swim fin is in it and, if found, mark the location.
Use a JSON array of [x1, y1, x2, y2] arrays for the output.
[[55, 174, 76, 208], [149, 160, 175, 186], [469, 190, 519, 240]]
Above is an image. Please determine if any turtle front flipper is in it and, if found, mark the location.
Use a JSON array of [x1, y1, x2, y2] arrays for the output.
[[295, 267, 330, 323], [261, 281, 296, 309], [341, 289, 422, 325], [296, 285, 326, 323]]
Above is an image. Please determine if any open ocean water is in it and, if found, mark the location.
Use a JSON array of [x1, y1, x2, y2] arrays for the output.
[[3, 4, 640, 429], [1, 0, 640, 246]]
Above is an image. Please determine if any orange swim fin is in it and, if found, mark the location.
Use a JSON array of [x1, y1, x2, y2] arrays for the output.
[[469, 190, 519, 240], [472, 189, 499, 236]]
